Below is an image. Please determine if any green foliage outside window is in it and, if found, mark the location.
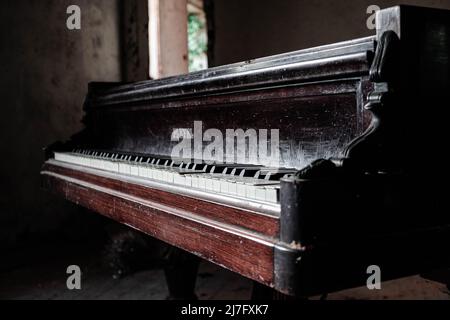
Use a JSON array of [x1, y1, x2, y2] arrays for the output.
[[188, 13, 208, 72]]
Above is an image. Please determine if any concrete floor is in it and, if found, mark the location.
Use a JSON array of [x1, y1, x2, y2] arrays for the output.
[[1, 241, 449, 300]]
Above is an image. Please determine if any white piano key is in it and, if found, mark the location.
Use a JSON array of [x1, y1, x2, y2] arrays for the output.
[[96, 157, 103, 169], [119, 163, 131, 175], [173, 174, 186, 186], [236, 183, 247, 198], [184, 175, 192, 187], [146, 166, 153, 179], [88, 157, 95, 168], [246, 185, 257, 200], [152, 168, 163, 181], [255, 187, 267, 202], [220, 179, 229, 194], [54, 153, 65, 162], [96, 158, 102, 169], [191, 175, 199, 188], [198, 176, 207, 190], [265, 186, 280, 203], [148, 167, 158, 179], [100, 159, 107, 170], [212, 179, 221, 192], [227, 181, 237, 195], [141, 166, 152, 179], [159, 168, 170, 181], [205, 176, 214, 191], [109, 161, 119, 172], [163, 170, 174, 183], [137, 165, 145, 177], [130, 164, 139, 176]]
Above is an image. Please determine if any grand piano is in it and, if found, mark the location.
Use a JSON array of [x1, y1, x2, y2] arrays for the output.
[[41, 5, 450, 298]]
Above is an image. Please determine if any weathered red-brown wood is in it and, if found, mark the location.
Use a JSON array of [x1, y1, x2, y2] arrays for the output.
[[42, 162, 279, 237]]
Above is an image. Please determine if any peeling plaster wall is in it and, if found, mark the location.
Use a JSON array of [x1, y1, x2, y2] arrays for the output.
[[0, 0, 121, 248]]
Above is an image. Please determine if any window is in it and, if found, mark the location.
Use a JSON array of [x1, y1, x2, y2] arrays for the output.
[[148, 0, 209, 79], [187, 0, 208, 72]]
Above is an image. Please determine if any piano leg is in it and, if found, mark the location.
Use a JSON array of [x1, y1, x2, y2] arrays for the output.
[[164, 246, 200, 300]]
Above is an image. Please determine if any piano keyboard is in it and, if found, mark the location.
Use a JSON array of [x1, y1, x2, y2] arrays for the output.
[[53, 150, 297, 204]]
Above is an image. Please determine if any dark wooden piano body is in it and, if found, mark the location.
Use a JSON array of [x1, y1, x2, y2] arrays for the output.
[[41, 6, 450, 297]]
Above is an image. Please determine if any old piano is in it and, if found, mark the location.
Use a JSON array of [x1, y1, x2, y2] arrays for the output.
[[41, 6, 450, 298]]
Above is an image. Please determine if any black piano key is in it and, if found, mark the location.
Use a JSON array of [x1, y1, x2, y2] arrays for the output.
[[206, 163, 256, 174], [257, 169, 297, 180], [228, 166, 265, 177]]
